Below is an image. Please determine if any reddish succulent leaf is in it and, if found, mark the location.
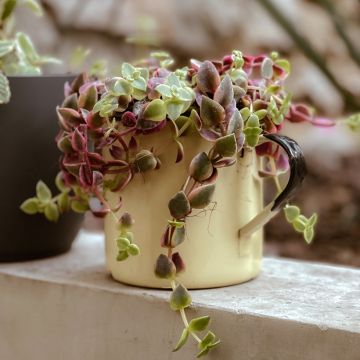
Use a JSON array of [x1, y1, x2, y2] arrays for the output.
[[109, 145, 124, 160], [87, 152, 105, 167], [92, 171, 104, 185], [189, 152, 213, 182], [197, 61, 221, 93], [161, 225, 173, 248], [103, 160, 130, 174], [71, 127, 87, 152], [214, 75, 234, 108], [57, 135, 72, 154], [70, 73, 87, 93], [200, 96, 225, 128], [129, 136, 138, 151], [108, 170, 133, 192], [87, 112, 106, 129], [122, 111, 137, 127], [89, 197, 110, 218], [202, 168, 218, 185], [79, 164, 93, 187], [168, 191, 191, 220], [62, 93, 78, 110], [199, 128, 221, 142], [78, 84, 97, 111], [57, 107, 82, 130], [175, 139, 184, 163], [172, 252, 186, 273], [213, 157, 236, 168], [188, 184, 215, 209], [189, 109, 202, 131]]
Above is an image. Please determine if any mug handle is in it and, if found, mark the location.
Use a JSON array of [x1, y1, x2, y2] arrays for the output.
[[238, 133, 307, 238]]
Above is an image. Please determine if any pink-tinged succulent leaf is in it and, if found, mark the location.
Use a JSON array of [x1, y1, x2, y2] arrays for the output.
[[86, 112, 106, 129], [79, 164, 93, 187], [110, 197, 123, 213], [258, 169, 276, 178], [310, 117, 336, 127], [71, 127, 87, 152], [92, 171, 104, 186], [286, 104, 313, 123], [189, 152, 213, 182], [168, 191, 191, 220], [78, 84, 97, 111], [200, 96, 225, 128], [57, 107, 82, 130], [155, 254, 176, 279], [122, 111, 137, 127], [89, 197, 110, 218], [109, 145, 124, 160], [87, 152, 105, 168], [190, 58, 202, 71], [103, 159, 130, 174], [172, 252, 186, 273], [62, 154, 84, 176], [70, 73, 88, 93], [256, 142, 273, 157], [57, 134, 73, 154], [170, 226, 185, 248], [213, 157, 236, 168], [128, 136, 138, 151], [62, 93, 78, 110], [224, 99, 236, 124], [197, 60, 221, 93], [175, 139, 184, 163], [214, 75, 234, 108], [190, 109, 202, 131], [106, 170, 133, 192], [214, 133, 237, 157], [188, 183, 215, 209], [202, 167, 218, 185], [136, 118, 167, 134], [160, 225, 173, 248], [237, 133, 245, 152], [276, 153, 290, 173], [199, 128, 221, 142], [227, 109, 243, 134]]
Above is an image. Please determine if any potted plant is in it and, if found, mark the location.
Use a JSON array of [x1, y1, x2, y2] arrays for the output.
[[0, 0, 83, 261], [23, 50, 318, 356]]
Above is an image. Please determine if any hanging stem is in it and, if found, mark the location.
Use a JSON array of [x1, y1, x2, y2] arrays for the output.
[[170, 280, 202, 344]]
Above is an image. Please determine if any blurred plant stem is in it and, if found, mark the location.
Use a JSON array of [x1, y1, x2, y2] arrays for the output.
[[257, 0, 360, 112]]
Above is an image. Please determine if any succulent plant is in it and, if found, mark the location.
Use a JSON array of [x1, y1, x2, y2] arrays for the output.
[[0, 0, 60, 103], [21, 50, 323, 357]]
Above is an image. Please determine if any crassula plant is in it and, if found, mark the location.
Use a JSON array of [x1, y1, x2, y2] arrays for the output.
[[22, 50, 319, 357], [0, 0, 59, 103]]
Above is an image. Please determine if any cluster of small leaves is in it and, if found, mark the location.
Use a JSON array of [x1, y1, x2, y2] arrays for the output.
[[21, 50, 320, 357], [284, 205, 318, 243], [345, 113, 360, 132], [0, 0, 60, 103], [116, 212, 140, 261]]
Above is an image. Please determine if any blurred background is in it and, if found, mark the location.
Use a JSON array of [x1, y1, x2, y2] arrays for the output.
[[16, 0, 360, 266]]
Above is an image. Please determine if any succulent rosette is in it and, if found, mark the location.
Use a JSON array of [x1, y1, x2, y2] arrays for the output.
[[22, 50, 320, 357]]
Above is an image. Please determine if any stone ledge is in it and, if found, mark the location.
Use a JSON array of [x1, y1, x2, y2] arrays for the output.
[[0, 231, 359, 360]]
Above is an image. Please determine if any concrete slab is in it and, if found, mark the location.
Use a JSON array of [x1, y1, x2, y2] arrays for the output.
[[0, 231, 359, 360]]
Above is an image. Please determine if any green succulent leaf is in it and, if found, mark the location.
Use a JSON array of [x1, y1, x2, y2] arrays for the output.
[[244, 127, 262, 147], [78, 85, 97, 111], [173, 328, 189, 352], [155, 254, 176, 279], [189, 152, 213, 182], [304, 227, 314, 244], [44, 202, 59, 222], [293, 217, 307, 232], [58, 192, 70, 213], [215, 133, 237, 157], [117, 250, 129, 261], [155, 84, 172, 98], [0, 73, 11, 104], [284, 205, 300, 223], [168, 191, 191, 219], [16, 32, 39, 64], [143, 99, 166, 121], [127, 243, 140, 256], [196, 331, 220, 358], [36, 180, 52, 202], [117, 237, 130, 251], [20, 197, 40, 215], [200, 96, 225, 128], [188, 316, 211, 332], [71, 200, 89, 213], [261, 57, 273, 79], [188, 184, 215, 209], [213, 75, 233, 108], [345, 113, 360, 132], [0, 40, 15, 57], [170, 283, 192, 311], [165, 99, 184, 121], [24, 0, 43, 16], [1, 0, 17, 21], [275, 58, 291, 75], [132, 77, 147, 91], [134, 150, 157, 172], [121, 62, 136, 79]]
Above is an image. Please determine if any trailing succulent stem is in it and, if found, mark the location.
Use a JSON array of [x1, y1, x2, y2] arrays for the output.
[[22, 50, 322, 356]]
